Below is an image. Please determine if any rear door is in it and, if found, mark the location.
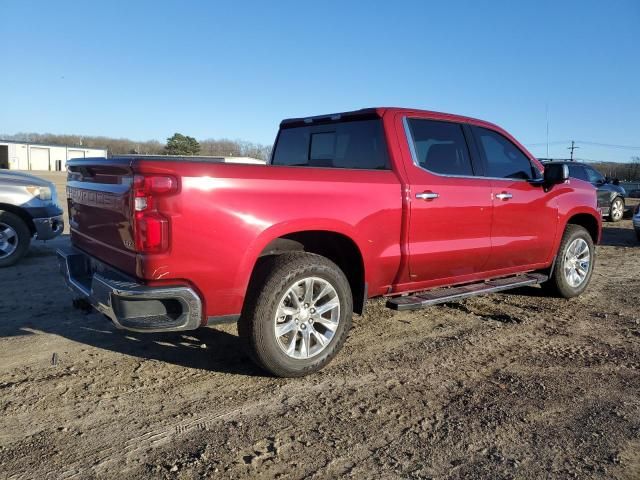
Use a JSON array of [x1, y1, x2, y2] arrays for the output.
[[403, 117, 492, 283], [471, 126, 557, 270]]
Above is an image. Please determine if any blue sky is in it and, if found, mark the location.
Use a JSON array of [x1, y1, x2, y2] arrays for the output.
[[2, 0, 639, 162]]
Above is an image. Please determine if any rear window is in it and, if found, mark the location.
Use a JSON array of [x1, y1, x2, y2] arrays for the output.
[[271, 119, 390, 170]]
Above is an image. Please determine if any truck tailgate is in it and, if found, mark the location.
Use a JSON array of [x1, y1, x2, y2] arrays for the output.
[[66, 159, 138, 275]]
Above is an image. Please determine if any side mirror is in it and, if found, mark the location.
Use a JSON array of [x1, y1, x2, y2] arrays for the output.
[[543, 163, 568, 187], [613, 178, 620, 186]]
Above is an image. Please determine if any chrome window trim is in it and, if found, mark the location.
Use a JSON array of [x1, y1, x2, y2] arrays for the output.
[[402, 116, 536, 183]]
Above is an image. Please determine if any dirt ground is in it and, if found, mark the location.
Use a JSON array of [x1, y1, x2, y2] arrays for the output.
[[1, 212, 639, 480]]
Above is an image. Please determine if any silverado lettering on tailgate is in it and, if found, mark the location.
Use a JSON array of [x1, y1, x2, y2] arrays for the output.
[[67, 187, 126, 213]]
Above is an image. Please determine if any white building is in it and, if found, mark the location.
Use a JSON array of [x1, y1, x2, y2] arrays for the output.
[[0, 139, 108, 171]]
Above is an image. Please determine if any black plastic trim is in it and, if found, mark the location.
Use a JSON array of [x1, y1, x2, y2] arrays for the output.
[[206, 314, 241, 325]]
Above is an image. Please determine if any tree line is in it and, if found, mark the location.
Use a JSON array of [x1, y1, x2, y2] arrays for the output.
[[589, 157, 640, 182], [1, 132, 272, 161]]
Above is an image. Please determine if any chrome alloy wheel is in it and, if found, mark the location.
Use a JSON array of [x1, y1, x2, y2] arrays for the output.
[[611, 199, 624, 221], [563, 238, 591, 288], [274, 276, 340, 359], [0, 222, 18, 259]]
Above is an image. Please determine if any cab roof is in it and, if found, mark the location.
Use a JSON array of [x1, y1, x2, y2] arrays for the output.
[[280, 107, 503, 132]]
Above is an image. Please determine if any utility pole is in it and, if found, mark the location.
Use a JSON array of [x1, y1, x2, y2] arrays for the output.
[[568, 140, 579, 161]]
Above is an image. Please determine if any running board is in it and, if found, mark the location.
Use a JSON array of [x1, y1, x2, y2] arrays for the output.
[[386, 273, 548, 311]]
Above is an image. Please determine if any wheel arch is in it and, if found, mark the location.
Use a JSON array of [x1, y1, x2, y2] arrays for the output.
[[245, 229, 367, 315], [0, 203, 35, 235], [566, 212, 600, 244]]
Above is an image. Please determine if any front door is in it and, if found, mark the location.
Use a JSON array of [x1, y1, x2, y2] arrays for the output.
[[403, 118, 493, 284], [470, 126, 557, 270]]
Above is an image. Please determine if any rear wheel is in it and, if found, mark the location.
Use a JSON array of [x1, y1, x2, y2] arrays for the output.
[[609, 197, 624, 222], [238, 252, 353, 377], [0, 211, 31, 267], [542, 224, 594, 298]]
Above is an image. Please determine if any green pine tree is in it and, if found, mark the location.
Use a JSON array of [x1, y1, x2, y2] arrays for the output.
[[165, 133, 201, 155]]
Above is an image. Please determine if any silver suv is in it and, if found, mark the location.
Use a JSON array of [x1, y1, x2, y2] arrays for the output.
[[0, 170, 64, 266]]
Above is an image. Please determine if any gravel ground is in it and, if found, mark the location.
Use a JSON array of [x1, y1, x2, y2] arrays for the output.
[[0, 213, 639, 480]]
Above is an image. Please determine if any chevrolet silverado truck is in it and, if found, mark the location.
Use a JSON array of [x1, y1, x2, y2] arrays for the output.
[[0, 170, 64, 266], [57, 108, 601, 377]]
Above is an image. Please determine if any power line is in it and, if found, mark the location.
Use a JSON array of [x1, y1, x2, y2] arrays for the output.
[[525, 140, 640, 150], [526, 141, 568, 147], [573, 141, 640, 150]]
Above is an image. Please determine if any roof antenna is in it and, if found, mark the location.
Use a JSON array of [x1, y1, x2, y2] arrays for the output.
[[545, 103, 549, 159]]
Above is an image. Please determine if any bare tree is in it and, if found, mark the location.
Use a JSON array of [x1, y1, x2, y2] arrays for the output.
[[1, 132, 271, 160]]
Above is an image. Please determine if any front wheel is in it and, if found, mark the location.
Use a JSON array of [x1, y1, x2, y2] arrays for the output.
[[0, 211, 31, 267], [238, 252, 353, 377], [609, 197, 624, 222], [542, 225, 595, 298]]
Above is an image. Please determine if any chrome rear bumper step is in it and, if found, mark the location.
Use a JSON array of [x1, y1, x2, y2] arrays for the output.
[[386, 273, 548, 311], [57, 245, 203, 333]]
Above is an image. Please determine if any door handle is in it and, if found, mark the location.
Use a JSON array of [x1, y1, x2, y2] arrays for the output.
[[495, 192, 513, 201], [416, 191, 439, 201]]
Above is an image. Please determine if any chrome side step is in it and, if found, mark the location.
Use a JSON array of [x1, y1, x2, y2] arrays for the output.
[[386, 273, 548, 311]]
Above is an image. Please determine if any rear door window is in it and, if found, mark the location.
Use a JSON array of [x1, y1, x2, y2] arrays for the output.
[[405, 119, 474, 176], [472, 126, 536, 180], [272, 119, 390, 170]]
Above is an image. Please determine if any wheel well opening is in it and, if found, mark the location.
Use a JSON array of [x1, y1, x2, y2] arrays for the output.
[[567, 213, 599, 243], [257, 231, 366, 314], [0, 203, 35, 235]]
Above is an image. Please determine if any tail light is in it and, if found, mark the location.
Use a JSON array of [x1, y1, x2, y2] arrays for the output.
[[132, 175, 178, 253]]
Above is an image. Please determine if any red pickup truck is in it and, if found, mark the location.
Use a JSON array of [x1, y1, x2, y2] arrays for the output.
[[58, 107, 601, 377]]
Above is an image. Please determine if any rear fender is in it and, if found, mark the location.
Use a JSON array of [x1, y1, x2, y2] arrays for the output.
[[235, 219, 366, 301]]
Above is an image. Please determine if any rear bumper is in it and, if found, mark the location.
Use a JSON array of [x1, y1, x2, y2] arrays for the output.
[[57, 245, 203, 333]]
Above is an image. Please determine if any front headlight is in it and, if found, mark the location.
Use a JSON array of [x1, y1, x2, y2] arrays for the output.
[[25, 185, 53, 201]]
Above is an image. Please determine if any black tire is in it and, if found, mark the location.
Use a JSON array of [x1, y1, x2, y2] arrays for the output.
[[0, 211, 31, 267], [238, 252, 353, 377], [542, 225, 595, 298], [609, 197, 624, 222]]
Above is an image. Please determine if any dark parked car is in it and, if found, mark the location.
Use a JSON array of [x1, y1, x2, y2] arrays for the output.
[[551, 161, 627, 222]]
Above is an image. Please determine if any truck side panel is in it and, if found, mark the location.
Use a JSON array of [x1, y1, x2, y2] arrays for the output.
[[135, 161, 404, 319]]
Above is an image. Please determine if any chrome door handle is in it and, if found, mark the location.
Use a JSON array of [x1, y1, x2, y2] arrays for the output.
[[495, 192, 513, 201], [416, 192, 439, 200]]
